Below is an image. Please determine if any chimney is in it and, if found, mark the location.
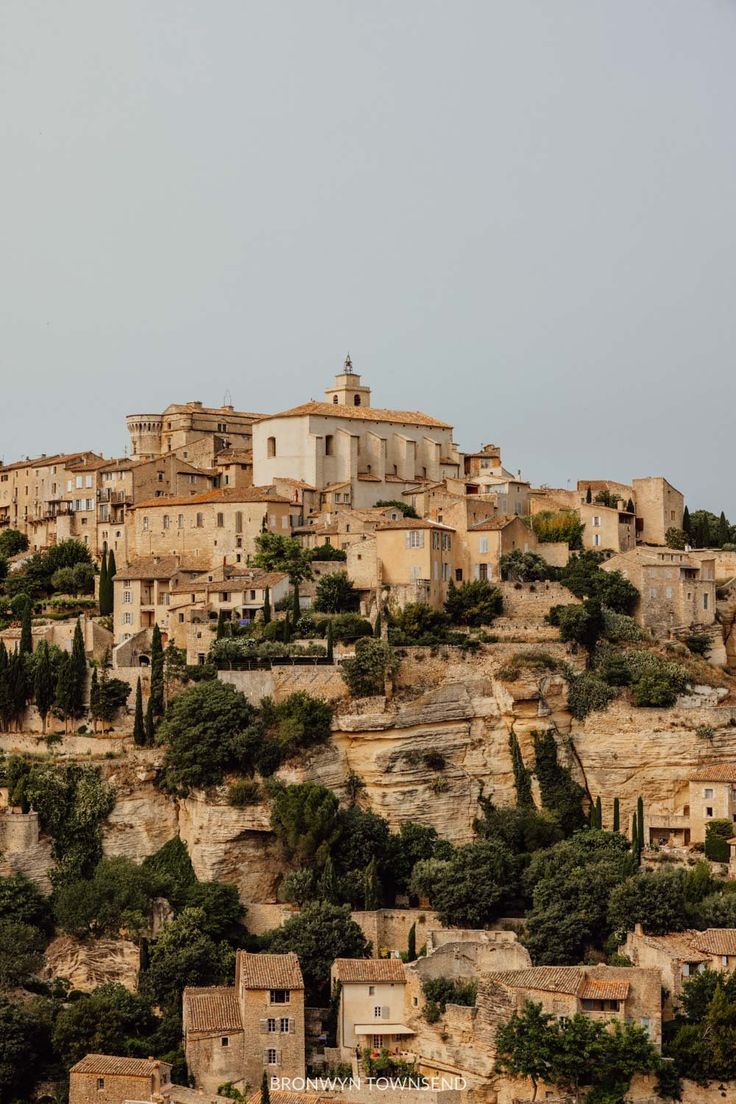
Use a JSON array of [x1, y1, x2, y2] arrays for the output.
[[634, 923, 644, 937]]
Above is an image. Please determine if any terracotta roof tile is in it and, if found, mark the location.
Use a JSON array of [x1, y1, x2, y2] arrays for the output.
[[116, 555, 206, 580], [131, 486, 290, 510], [693, 929, 736, 956], [468, 515, 527, 532], [237, 952, 304, 990], [375, 518, 455, 532], [332, 958, 406, 983], [184, 986, 243, 1034], [579, 978, 630, 1001], [689, 764, 736, 783], [485, 967, 583, 995], [70, 1054, 168, 1077], [260, 402, 451, 430]]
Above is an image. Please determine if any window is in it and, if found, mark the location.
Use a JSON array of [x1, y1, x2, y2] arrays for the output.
[[267, 1018, 277, 1032], [235, 511, 243, 533], [143, 516, 149, 531], [368, 985, 375, 996], [478, 563, 488, 581], [75, 475, 83, 489], [196, 512, 204, 528], [85, 474, 93, 488], [267, 436, 277, 458], [374, 1006, 383, 1018], [332, 394, 338, 404], [221, 1036, 229, 1047], [704, 788, 714, 799], [178, 514, 184, 529], [705, 807, 713, 818], [405, 530, 424, 548], [157, 471, 164, 482], [704, 593, 709, 610], [123, 612, 132, 624], [665, 586, 673, 599], [280, 1017, 290, 1033], [97, 1078, 105, 1091], [354, 395, 361, 406], [372, 1035, 384, 1049], [266, 1049, 278, 1065], [455, 568, 463, 582], [216, 512, 224, 528], [123, 590, 132, 604], [163, 515, 170, 529], [270, 989, 289, 1004], [479, 536, 489, 554], [593, 534, 601, 547], [325, 435, 334, 456], [592, 515, 601, 527]]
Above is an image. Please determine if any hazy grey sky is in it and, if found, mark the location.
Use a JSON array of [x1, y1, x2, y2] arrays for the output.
[[2, 1, 735, 513]]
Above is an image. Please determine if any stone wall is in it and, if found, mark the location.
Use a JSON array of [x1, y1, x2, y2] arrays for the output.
[[219, 664, 347, 705], [350, 908, 440, 957], [498, 581, 577, 621]]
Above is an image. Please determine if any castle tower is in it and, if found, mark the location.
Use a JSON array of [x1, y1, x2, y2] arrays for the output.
[[324, 354, 372, 408], [126, 414, 164, 459]]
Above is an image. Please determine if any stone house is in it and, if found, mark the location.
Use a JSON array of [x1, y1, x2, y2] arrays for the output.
[[331, 958, 412, 1059], [601, 547, 716, 637], [688, 764, 736, 844], [0, 451, 102, 550], [214, 447, 254, 490], [112, 556, 206, 644], [479, 964, 662, 1049], [632, 476, 684, 546], [466, 515, 537, 584], [577, 502, 635, 553], [184, 953, 305, 1095], [69, 1054, 172, 1104], [293, 506, 404, 554], [345, 517, 459, 611], [126, 487, 295, 565], [252, 361, 461, 508], [127, 400, 263, 461], [624, 925, 736, 1016]]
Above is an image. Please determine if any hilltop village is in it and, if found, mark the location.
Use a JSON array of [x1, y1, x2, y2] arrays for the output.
[[3, 360, 736, 1104]]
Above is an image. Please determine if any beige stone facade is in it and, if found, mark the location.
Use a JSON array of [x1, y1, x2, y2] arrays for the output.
[[113, 556, 205, 644], [332, 958, 411, 1056], [632, 476, 684, 546], [624, 925, 736, 1017], [183, 953, 305, 1096], [69, 1054, 172, 1104], [344, 517, 459, 611], [578, 502, 635, 553], [127, 401, 263, 461], [126, 487, 294, 566], [602, 547, 716, 637], [466, 515, 537, 584], [252, 363, 460, 508]]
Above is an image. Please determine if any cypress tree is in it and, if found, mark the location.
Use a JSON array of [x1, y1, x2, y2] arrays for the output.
[[19, 595, 33, 655], [7, 649, 28, 730], [261, 1071, 271, 1104], [106, 549, 117, 615], [595, 796, 602, 829], [133, 677, 146, 746], [292, 582, 301, 622], [631, 810, 637, 846], [509, 731, 534, 808], [54, 652, 71, 727], [99, 549, 110, 615], [364, 857, 381, 911], [0, 642, 10, 732], [613, 796, 620, 833], [263, 586, 271, 624], [637, 795, 645, 852], [373, 613, 382, 639], [282, 613, 292, 644], [718, 512, 730, 548], [586, 486, 592, 503], [150, 624, 164, 718], [625, 498, 635, 515], [318, 856, 337, 903], [216, 609, 228, 640], [326, 621, 334, 663], [683, 505, 691, 538], [407, 922, 417, 962], [33, 640, 55, 734], [145, 694, 156, 746], [68, 619, 87, 719], [89, 667, 100, 730]]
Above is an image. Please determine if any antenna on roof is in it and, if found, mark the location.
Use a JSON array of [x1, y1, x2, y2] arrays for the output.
[[344, 353, 354, 373], [223, 389, 233, 407]]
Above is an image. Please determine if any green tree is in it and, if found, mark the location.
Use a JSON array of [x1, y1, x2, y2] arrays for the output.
[[57, 618, 87, 726], [444, 578, 503, 626], [608, 870, 689, 938], [0, 873, 51, 931], [705, 818, 733, 862], [314, 571, 360, 613], [52, 982, 157, 1068], [428, 840, 517, 928], [363, 856, 382, 911], [612, 796, 620, 833], [263, 585, 272, 624], [264, 901, 370, 1004], [133, 677, 146, 746], [495, 1000, 556, 1101], [499, 550, 553, 582], [270, 782, 341, 867], [33, 639, 56, 734], [53, 856, 163, 940], [254, 532, 313, 587], [150, 623, 165, 718], [0, 920, 45, 988], [317, 856, 338, 903], [157, 681, 258, 792], [555, 598, 604, 659], [19, 595, 33, 655], [509, 732, 534, 807], [341, 638, 398, 697], [0, 528, 29, 558], [145, 907, 231, 1012], [665, 527, 687, 550], [532, 511, 585, 549], [375, 500, 419, 519], [407, 922, 417, 962], [216, 608, 229, 639], [0, 994, 51, 1104], [532, 730, 586, 835], [99, 548, 111, 615]]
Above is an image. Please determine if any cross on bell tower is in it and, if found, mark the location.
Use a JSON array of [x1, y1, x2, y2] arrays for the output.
[[325, 354, 372, 408]]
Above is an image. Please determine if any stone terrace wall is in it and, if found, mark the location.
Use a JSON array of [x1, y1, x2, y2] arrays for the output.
[[219, 664, 347, 704], [498, 581, 578, 621], [351, 908, 440, 956]]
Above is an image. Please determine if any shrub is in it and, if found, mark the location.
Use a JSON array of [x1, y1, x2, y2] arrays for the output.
[[227, 779, 262, 806], [705, 819, 733, 862], [314, 571, 360, 614], [602, 608, 644, 642], [388, 602, 450, 643], [665, 527, 687, 550], [685, 632, 711, 657], [444, 579, 503, 626], [497, 650, 565, 682], [567, 671, 616, 719], [310, 543, 347, 561], [499, 550, 554, 582], [328, 613, 373, 643], [422, 977, 477, 1021], [341, 638, 398, 697], [623, 650, 690, 708], [375, 499, 419, 519], [532, 730, 586, 833], [532, 511, 585, 549]]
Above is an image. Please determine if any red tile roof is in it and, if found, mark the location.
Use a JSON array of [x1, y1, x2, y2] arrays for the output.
[[486, 967, 583, 995], [579, 978, 630, 1001], [131, 486, 290, 510], [70, 1054, 168, 1077], [237, 952, 304, 990], [260, 402, 451, 429], [184, 986, 243, 1033], [693, 929, 736, 956], [332, 958, 406, 983], [690, 764, 736, 782]]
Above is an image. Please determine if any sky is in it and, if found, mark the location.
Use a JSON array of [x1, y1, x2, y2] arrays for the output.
[[1, 1, 735, 514]]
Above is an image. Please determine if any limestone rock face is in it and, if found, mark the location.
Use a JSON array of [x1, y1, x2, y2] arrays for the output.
[[43, 934, 140, 992], [102, 785, 179, 861]]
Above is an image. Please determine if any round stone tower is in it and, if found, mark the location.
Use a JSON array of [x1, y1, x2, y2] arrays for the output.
[[126, 414, 163, 459]]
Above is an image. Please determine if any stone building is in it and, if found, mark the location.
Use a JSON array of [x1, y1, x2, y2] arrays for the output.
[[632, 476, 684, 546], [346, 517, 458, 611], [331, 958, 412, 1059], [688, 763, 736, 845], [126, 487, 294, 565], [252, 360, 461, 508], [0, 451, 102, 549], [69, 1054, 172, 1104], [601, 547, 716, 637], [624, 925, 736, 1017], [127, 401, 263, 461], [577, 501, 636, 553], [183, 952, 305, 1096], [112, 556, 205, 644], [465, 515, 537, 583]]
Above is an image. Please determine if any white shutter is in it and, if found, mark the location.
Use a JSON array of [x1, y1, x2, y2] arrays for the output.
[[382, 1006, 390, 1019], [405, 532, 411, 549], [289, 1018, 295, 1034], [263, 1050, 270, 1064]]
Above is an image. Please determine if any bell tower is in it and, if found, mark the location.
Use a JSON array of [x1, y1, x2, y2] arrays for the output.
[[324, 354, 372, 408]]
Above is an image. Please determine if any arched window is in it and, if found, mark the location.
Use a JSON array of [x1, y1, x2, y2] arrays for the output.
[[325, 435, 334, 456], [353, 394, 361, 406], [267, 436, 276, 458], [332, 394, 339, 404]]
